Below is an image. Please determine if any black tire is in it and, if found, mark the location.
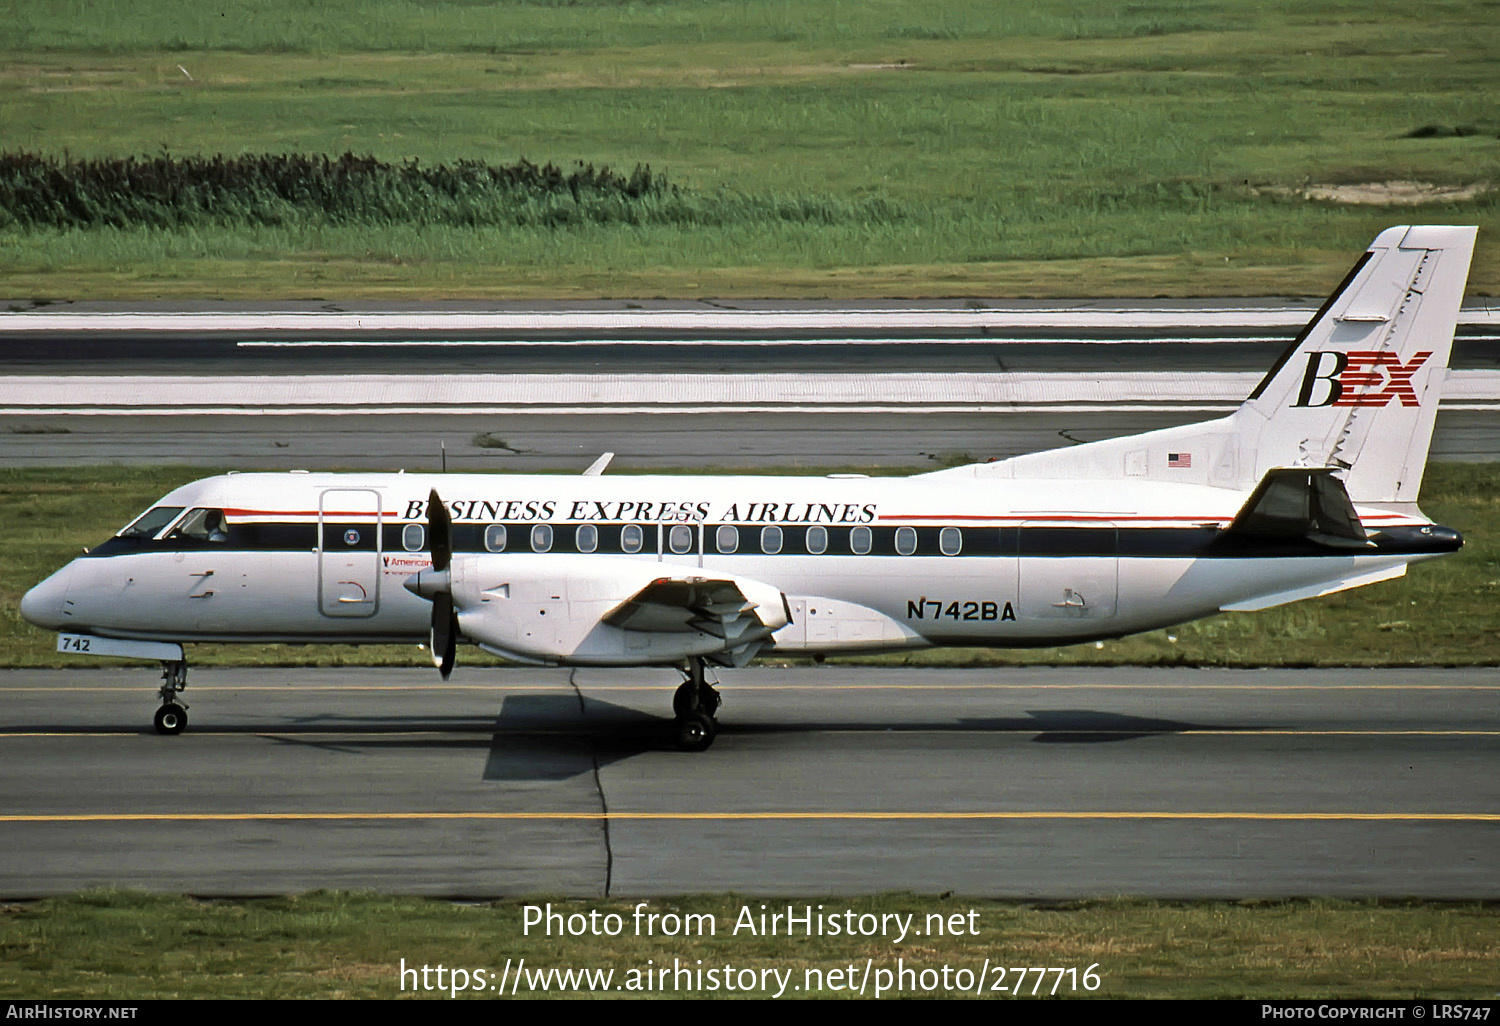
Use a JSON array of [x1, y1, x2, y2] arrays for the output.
[[154, 703, 187, 735], [673, 682, 721, 719], [674, 712, 716, 752]]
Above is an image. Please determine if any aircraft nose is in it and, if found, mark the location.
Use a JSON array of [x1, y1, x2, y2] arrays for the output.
[[20, 565, 71, 631]]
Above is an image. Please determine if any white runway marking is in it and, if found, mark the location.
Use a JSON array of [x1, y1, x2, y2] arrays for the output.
[[4, 371, 1498, 416], [239, 335, 1271, 348], [2, 306, 1496, 335], [236, 332, 1494, 349]]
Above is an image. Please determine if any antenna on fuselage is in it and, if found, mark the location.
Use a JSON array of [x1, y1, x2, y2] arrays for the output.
[[441, 440, 447, 473]]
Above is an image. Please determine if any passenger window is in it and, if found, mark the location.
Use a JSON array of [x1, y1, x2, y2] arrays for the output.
[[895, 526, 917, 555], [716, 525, 739, 553], [576, 524, 598, 553], [402, 523, 425, 552], [669, 525, 694, 554], [850, 526, 872, 555], [531, 524, 553, 553], [621, 524, 644, 554], [806, 526, 828, 554], [761, 526, 783, 554], [940, 527, 962, 556], [119, 506, 185, 539], [170, 508, 230, 543], [484, 524, 507, 552]]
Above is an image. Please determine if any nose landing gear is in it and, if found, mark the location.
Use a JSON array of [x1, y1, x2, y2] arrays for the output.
[[672, 657, 721, 751], [154, 659, 189, 735]]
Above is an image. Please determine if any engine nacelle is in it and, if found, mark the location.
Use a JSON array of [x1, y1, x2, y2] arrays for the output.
[[446, 553, 789, 666]]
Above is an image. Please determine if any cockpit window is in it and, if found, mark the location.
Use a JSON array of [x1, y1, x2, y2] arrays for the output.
[[118, 506, 185, 539], [168, 508, 230, 542]]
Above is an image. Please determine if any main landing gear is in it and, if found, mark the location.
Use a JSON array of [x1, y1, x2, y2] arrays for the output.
[[672, 657, 721, 752], [154, 659, 189, 735]]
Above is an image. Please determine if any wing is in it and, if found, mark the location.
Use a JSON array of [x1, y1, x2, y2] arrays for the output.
[[604, 576, 783, 641], [441, 555, 791, 667]]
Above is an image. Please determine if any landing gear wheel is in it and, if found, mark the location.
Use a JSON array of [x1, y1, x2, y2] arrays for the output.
[[154, 658, 190, 735], [674, 711, 716, 752], [673, 682, 722, 719], [699, 685, 721, 719], [673, 658, 722, 720], [154, 703, 187, 735], [672, 681, 695, 718]]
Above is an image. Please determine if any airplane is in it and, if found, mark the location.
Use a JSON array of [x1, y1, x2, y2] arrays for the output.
[[20, 224, 1475, 750]]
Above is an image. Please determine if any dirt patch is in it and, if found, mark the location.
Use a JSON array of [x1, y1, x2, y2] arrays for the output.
[[1257, 181, 1490, 205]]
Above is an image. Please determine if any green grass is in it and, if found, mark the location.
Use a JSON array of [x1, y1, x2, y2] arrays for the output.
[[1, 0, 1497, 298], [3, 463, 1497, 670], [0, 151, 899, 231], [0, 0, 1368, 54], [2, 892, 1496, 999]]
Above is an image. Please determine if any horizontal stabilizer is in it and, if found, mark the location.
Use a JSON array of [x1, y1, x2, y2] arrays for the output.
[[1221, 564, 1406, 612]]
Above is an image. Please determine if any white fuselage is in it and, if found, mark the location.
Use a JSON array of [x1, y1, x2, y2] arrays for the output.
[[22, 470, 1448, 666]]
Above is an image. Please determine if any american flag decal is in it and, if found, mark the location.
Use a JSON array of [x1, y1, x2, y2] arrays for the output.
[[1167, 452, 1192, 468]]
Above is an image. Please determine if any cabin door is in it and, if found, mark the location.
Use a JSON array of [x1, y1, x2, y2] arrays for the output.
[[318, 488, 383, 618], [1017, 521, 1118, 622]]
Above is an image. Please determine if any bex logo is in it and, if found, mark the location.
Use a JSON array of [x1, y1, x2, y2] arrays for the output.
[[1293, 350, 1432, 408]]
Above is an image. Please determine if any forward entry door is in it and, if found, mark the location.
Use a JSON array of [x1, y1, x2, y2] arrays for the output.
[[318, 488, 382, 617]]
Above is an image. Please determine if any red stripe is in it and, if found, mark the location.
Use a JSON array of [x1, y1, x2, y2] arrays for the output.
[[880, 512, 1411, 524], [881, 514, 1229, 523], [224, 508, 1416, 525], [224, 508, 379, 518]]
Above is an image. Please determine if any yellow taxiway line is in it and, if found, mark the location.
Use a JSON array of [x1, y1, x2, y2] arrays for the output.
[[3, 682, 1499, 692], [1, 728, 1497, 738], [2, 811, 1496, 823]]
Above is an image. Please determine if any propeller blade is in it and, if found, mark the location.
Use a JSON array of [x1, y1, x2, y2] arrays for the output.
[[431, 590, 457, 679], [428, 488, 452, 573], [425, 490, 457, 677]]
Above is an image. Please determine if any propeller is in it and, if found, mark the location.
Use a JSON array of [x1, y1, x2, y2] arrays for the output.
[[429, 487, 452, 575], [426, 489, 458, 679], [432, 589, 457, 679]]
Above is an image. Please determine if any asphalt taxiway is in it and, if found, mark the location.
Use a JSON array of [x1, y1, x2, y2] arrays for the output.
[[2, 665, 1495, 898], [4, 409, 1498, 469]]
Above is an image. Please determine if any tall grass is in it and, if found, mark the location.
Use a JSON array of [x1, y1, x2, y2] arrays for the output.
[[0, 151, 901, 231]]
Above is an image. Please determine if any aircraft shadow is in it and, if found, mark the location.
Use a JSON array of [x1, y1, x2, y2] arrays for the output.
[[477, 702, 1260, 781], [720, 709, 1249, 744], [484, 694, 664, 782], [1, 701, 1265, 783]]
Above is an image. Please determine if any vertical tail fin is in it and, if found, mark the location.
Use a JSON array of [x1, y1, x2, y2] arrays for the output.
[[918, 225, 1475, 503], [1238, 225, 1475, 502]]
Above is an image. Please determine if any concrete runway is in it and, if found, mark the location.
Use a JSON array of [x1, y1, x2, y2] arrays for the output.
[[3, 302, 1496, 467], [2, 665, 1495, 898], [4, 301, 1496, 467]]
